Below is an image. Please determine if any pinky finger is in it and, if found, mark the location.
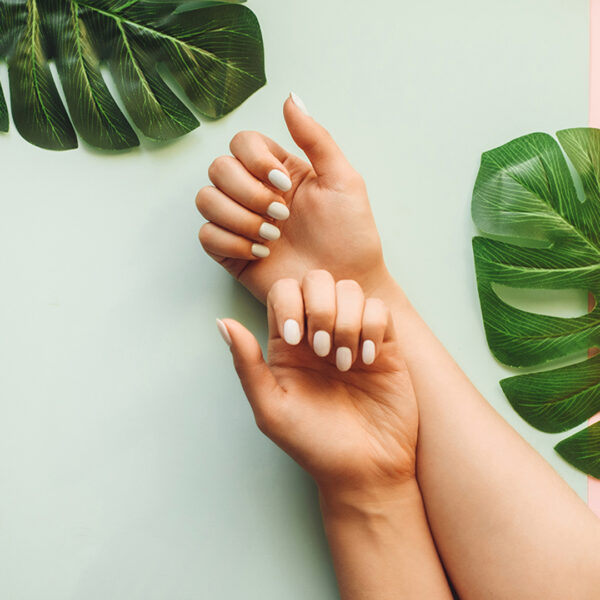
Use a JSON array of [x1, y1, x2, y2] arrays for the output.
[[360, 298, 393, 365], [199, 222, 271, 261]]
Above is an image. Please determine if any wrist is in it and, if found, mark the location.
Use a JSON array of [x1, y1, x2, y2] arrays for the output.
[[318, 478, 452, 600], [318, 477, 422, 524], [368, 269, 408, 307]]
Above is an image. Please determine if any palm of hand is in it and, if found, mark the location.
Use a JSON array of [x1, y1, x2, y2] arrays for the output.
[[219, 157, 387, 303], [264, 339, 419, 489]]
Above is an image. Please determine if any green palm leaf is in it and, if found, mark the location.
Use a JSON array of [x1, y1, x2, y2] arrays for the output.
[[0, 0, 265, 150], [0, 1, 10, 131], [472, 128, 600, 478], [0, 83, 8, 132], [556, 421, 600, 479]]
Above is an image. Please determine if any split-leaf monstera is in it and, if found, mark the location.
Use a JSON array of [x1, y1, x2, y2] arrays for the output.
[[0, 0, 265, 150], [472, 128, 600, 479]]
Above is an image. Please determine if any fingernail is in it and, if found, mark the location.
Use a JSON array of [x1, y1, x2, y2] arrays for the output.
[[290, 92, 310, 116], [259, 222, 280, 241], [251, 243, 270, 258], [268, 169, 292, 192], [336, 347, 352, 372], [266, 202, 290, 221], [283, 319, 301, 345], [362, 340, 375, 365], [313, 330, 331, 357], [216, 318, 232, 346]]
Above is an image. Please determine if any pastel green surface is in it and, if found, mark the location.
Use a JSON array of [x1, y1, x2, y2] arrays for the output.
[[0, 1, 588, 598]]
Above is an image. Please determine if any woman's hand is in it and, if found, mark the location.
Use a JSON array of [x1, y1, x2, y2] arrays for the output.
[[196, 94, 392, 303], [217, 269, 418, 499]]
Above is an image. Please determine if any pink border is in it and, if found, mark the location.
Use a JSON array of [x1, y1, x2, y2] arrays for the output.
[[588, 0, 600, 517]]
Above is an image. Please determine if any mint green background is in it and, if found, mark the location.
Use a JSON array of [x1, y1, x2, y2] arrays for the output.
[[0, 1, 589, 598]]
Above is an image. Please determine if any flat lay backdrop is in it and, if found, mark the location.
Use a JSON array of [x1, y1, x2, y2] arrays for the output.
[[0, 1, 590, 598]]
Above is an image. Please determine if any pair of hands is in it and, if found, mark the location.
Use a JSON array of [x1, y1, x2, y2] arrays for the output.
[[198, 94, 416, 500]]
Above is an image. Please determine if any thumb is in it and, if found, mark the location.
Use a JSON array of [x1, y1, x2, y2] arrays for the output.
[[284, 93, 353, 180], [216, 318, 282, 425]]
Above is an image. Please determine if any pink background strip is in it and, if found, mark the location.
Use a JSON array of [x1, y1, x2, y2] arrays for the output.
[[588, 0, 600, 517]]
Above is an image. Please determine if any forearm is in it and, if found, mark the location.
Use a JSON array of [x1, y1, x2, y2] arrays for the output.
[[319, 480, 453, 600], [376, 275, 600, 599]]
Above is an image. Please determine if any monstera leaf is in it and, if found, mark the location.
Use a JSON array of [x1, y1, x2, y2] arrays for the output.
[[0, 0, 265, 150], [472, 128, 600, 478]]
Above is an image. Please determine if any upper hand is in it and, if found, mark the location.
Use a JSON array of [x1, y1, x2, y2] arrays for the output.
[[196, 94, 391, 303], [217, 270, 418, 496]]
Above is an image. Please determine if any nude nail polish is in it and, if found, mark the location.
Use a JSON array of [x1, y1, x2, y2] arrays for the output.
[[251, 243, 270, 258], [362, 340, 375, 365], [336, 347, 352, 372], [259, 222, 280, 241], [268, 169, 292, 192], [266, 202, 290, 220], [290, 92, 310, 116], [216, 319, 232, 346], [283, 319, 301, 345], [313, 330, 331, 357]]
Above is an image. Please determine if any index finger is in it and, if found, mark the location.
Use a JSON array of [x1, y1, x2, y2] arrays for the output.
[[230, 130, 295, 193], [267, 278, 305, 345]]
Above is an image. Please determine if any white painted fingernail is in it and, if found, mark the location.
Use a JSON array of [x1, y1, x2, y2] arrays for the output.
[[313, 330, 331, 357], [283, 319, 301, 345], [336, 347, 352, 372], [266, 202, 290, 220], [268, 169, 292, 192], [362, 340, 375, 365], [258, 222, 280, 241], [216, 319, 232, 346], [290, 92, 310, 116], [251, 243, 270, 258]]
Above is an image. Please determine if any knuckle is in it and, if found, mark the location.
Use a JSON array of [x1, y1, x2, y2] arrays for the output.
[[230, 129, 255, 150], [303, 269, 334, 287], [248, 185, 268, 208], [268, 278, 300, 309], [266, 286, 276, 305], [256, 157, 273, 174], [280, 277, 300, 288], [208, 155, 232, 180], [198, 222, 213, 246], [194, 188, 205, 210], [270, 277, 298, 296], [267, 279, 289, 300], [194, 186, 214, 213], [367, 297, 387, 313], [364, 299, 389, 333], [336, 279, 362, 294]]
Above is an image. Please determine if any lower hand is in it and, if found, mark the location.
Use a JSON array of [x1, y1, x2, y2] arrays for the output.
[[217, 270, 419, 500]]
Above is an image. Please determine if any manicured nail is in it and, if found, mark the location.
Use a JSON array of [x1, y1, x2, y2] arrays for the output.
[[216, 319, 232, 346], [259, 222, 280, 241], [251, 243, 270, 258], [290, 92, 309, 116], [313, 330, 331, 357], [266, 202, 290, 221], [268, 169, 292, 192], [362, 340, 375, 365], [283, 319, 301, 345], [336, 347, 352, 372]]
